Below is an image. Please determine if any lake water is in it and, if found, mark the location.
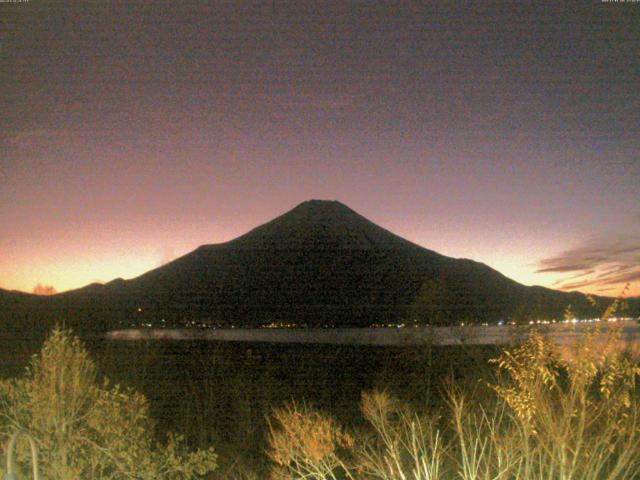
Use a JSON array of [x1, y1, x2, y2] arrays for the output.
[[107, 320, 640, 347]]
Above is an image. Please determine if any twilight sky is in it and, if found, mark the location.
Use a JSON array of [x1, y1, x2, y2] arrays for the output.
[[1, 1, 639, 297]]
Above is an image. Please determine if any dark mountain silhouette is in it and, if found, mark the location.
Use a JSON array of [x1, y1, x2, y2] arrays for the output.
[[1, 200, 638, 334]]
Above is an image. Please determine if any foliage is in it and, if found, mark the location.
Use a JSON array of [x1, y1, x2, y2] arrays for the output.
[[263, 309, 640, 479], [408, 278, 452, 326], [3, 299, 637, 479], [485, 324, 640, 479], [267, 401, 354, 480], [0, 328, 217, 479], [356, 390, 443, 480]]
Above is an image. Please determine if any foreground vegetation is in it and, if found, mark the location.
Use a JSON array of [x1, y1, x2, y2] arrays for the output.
[[265, 325, 640, 480], [0, 329, 217, 479], [0, 311, 638, 478]]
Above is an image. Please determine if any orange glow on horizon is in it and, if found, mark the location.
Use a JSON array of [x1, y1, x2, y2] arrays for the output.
[[0, 218, 246, 295], [3, 252, 638, 299], [1, 208, 638, 299]]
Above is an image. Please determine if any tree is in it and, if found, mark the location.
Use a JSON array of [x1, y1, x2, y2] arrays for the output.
[[0, 328, 217, 479], [407, 278, 452, 326]]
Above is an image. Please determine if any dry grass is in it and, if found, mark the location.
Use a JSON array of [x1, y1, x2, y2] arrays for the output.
[[267, 401, 354, 480], [260, 303, 640, 479]]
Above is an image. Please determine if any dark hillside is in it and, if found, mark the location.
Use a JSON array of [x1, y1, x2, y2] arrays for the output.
[[1, 201, 637, 333]]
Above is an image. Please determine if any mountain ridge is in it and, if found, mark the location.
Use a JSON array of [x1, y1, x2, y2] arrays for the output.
[[1, 200, 637, 334]]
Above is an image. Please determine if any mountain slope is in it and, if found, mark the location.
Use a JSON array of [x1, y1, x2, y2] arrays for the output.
[[1, 200, 637, 332]]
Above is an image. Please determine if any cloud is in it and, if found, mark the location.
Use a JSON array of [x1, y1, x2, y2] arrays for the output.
[[594, 265, 634, 279], [600, 269, 640, 286], [596, 287, 617, 293], [556, 279, 599, 291], [536, 234, 640, 294], [551, 269, 595, 286], [539, 263, 593, 273], [33, 284, 57, 296]]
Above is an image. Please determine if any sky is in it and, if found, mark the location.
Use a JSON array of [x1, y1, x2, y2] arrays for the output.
[[1, 1, 639, 297]]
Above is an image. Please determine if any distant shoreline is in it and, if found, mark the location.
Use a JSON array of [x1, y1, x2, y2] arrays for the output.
[[106, 321, 640, 346]]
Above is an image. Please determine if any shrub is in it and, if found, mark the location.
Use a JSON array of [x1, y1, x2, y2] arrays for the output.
[[484, 325, 640, 479], [0, 328, 217, 479], [356, 390, 443, 480], [267, 401, 354, 480], [265, 319, 640, 479]]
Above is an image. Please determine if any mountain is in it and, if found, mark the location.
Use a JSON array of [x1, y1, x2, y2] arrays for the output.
[[1, 200, 637, 333]]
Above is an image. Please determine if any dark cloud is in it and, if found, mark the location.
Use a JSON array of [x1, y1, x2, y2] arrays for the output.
[[33, 284, 57, 296], [551, 269, 596, 286], [537, 235, 640, 294], [596, 287, 617, 293], [538, 264, 593, 273], [556, 280, 594, 291], [594, 265, 634, 279], [601, 270, 640, 286]]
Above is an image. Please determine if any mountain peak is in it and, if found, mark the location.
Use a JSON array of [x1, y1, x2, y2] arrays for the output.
[[293, 199, 350, 209], [286, 199, 358, 219], [229, 199, 398, 250]]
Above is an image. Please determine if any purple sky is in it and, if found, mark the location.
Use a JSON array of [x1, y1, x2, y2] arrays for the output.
[[1, 2, 639, 297]]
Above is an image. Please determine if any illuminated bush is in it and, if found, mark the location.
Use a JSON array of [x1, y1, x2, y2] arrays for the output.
[[356, 390, 443, 480], [0, 328, 217, 479], [264, 322, 640, 479], [267, 401, 354, 480], [483, 325, 640, 479]]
